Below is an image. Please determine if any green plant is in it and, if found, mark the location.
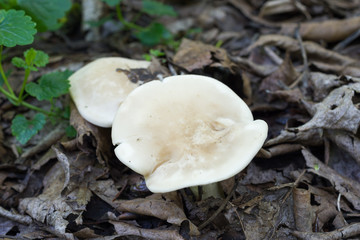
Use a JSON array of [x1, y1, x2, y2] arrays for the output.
[[101, 0, 178, 46], [142, 48, 165, 61], [0, 0, 72, 32], [0, 9, 73, 144]]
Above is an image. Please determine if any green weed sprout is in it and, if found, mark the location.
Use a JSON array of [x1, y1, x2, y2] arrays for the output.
[[0, 9, 72, 144]]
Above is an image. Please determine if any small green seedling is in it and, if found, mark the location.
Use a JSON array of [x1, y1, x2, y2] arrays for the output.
[[142, 49, 166, 61], [0, 9, 73, 144]]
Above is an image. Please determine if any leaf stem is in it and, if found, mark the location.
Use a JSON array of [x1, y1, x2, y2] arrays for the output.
[[18, 67, 31, 102], [21, 101, 53, 116], [116, 4, 144, 31], [0, 45, 15, 96]]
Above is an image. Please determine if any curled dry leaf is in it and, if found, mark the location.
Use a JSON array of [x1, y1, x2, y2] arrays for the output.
[[245, 34, 358, 67], [113, 198, 200, 236], [67, 102, 114, 165], [293, 188, 312, 232], [265, 128, 322, 147], [172, 38, 235, 72], [228, 0, 280, 28], [295, 83, 360, 134], [259, 0, 306, 18], [293, 222, 360, 240], [311, 61, 360, 78], [110, 220, 185, 240], [281, 16, 360, 42], [259, 53, 299, 101], [309, 72, 342, 101], [307, 185, 350, 230], [89, 180, 199, 236], [302, 149, 360, 210]]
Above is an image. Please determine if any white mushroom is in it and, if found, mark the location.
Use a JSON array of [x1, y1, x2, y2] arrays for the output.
[[112, 75, 268, 193], [69, 57, 151, 127]]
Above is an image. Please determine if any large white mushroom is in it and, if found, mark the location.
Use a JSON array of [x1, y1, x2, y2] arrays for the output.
[[69, 57, 151, 127], [112, 75, 268, 193]]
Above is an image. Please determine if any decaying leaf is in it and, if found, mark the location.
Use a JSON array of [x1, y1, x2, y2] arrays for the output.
[[89, 179, 199, 236], [18, 160, 76, 240], [325, 129, 360, 165], [172, 38, 235, 73], [281, 16, 360, 42], [245, 35, 359, 67], [302, 149, 360, 210], [110, 220, 185, 240], [67, 102, 114, 165], [295, 83, 360, 134]]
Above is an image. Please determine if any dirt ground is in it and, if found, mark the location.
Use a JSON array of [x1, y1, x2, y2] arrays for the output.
[[1, 0, 360, 239]]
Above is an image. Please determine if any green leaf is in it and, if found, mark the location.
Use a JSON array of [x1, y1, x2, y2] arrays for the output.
[[11, 113, 46, 144], [24, 48, 49, 67], [65, 125, 77, 138], [101, 0, 123, 7], [11, 57, 26, 68], [136, 22, 172, 46], [17, 0, 71, 32], [142, 0, 177, 17], [0, 9, 37, 47], [12, 49, 49, 71], [25, 70, 72, 101]]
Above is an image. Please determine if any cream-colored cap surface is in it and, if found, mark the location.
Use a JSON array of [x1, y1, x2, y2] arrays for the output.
[[69, 57, 151, 127], [112, 75, 268, 192]]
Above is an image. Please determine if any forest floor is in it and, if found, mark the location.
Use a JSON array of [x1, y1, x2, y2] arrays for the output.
[[1, 0, 360, 239]]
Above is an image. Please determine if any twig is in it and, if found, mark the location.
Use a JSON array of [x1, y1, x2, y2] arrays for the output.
[[292, 222, 360, 240], [333, 28, 360, 51], [289, 27, 309, 89], [0, 205, 32, 225]]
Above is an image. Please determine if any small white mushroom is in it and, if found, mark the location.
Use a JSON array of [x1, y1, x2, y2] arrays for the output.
[[112, 75, 268, 192], [69, 57, 151, 127]]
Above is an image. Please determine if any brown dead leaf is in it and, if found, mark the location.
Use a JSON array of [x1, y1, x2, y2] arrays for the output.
[[89, 179, 200, 236], [265, 128, 322, 148], [67, 101, 114, 165], [309, 72, 342, 101], [281, 16, 360, 42], [325, 129, 360, 164], [307, 185, 349, 230], [295, 83, 360, 134], [259, 53, 299, 100], [18, 160, 76, 240], [172, 38, 235, 73], [259, 0, 307, 18], [245, 34, 358, 67], [110, 220, 185, 240], [302, 148, 360, 210], [228, 0, 280, 28], [293, 222, 360, 240], [114, 198, 200, 236], [311, 61, 360, 78]]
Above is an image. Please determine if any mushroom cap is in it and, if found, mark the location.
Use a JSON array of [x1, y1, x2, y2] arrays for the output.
[[112, 75, 268, 192], [69, 57, 151, 127]]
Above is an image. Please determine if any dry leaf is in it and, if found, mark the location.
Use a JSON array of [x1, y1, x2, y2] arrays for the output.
[[245, 34, 358, 67], [110, 221, 185, 240], [172, 38, 235, 72], [282, 16, 360, 42], [295, 83, 360, 134], [302, 148, 360, 210]]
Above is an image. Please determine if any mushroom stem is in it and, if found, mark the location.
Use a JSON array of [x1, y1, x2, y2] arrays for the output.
[[190, 182, 224, 201]]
